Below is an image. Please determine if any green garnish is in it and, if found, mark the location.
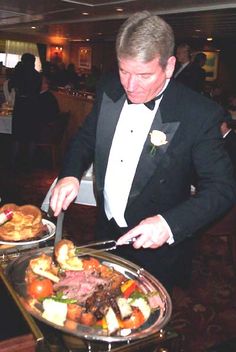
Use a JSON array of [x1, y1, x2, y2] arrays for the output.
[[42, 292, 77, 304], [129, 291, 146, 300]]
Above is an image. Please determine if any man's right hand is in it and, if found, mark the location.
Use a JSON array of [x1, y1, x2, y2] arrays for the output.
[[49, 176, 80, 217]]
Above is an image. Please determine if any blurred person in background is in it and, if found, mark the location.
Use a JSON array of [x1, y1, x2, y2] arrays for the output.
[[191, 52, 207, 94], [9, 53, 41, 169], [174, 44, 206, 93], [85, 65, 101, 93], [65, 63, 79, 89], [2, 68, 15, 108], [32, 74, 60, 158], [220, 113, 236, 178], [36, 74, 60, 125], [208, 82, 226, 106], [225, 92, 236, 119]]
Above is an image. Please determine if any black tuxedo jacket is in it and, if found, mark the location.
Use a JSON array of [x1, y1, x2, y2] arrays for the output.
[[224, 129, 236, 177], [174, 62, 205, 93], [60, 75, 236, 288]]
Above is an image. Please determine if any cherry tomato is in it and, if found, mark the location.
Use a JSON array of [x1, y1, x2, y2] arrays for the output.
[[27, 278, 53, 299], [82, 257, 100, 270], [120, 308, 145, 329]]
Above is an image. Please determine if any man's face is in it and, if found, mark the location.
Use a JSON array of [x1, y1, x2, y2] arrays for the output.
[[176, 47, 190, 64], [118, 56, 176, 104]]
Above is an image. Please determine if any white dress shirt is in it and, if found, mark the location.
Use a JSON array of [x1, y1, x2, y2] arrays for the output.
[[104, 101, 159, 226], [104, 80, 170, 224]]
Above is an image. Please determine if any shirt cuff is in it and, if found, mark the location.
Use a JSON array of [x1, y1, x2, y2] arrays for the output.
[[158, 214, 175, 245]]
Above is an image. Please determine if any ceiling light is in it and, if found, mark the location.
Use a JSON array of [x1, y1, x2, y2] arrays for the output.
[[207, 37, 213, 41], [86, 38, 90, 41], [82, 12, 89, 15], [116, 8, 123, 12], [31, 26, 36, 29], [195, 29, 201, 32]]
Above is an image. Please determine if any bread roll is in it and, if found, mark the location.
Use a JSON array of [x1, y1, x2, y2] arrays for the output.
[[0, 203, 46, 241]]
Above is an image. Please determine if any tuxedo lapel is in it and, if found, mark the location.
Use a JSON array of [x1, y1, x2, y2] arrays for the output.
[[96, 78, 180, 201], [96, 91, 126, 189], [127, 101, 180, 205]]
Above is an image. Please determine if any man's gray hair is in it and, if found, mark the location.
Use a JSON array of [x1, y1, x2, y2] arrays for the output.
[[116, 11, 175, 68]]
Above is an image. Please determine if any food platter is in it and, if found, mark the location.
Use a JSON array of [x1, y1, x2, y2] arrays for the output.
[[5, 246, 172, 343], [0, 219, 55, 245]]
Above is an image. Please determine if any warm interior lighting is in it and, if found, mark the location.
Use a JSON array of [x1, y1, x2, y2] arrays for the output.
[[54, 46, 63, 51], [207, 37, 213, 41], [82, 12, 89, 15], [116, 8, 123, 12], [31, 26, 36, 29], [69, 39, 83, 42], [50, 45, 63, 63]]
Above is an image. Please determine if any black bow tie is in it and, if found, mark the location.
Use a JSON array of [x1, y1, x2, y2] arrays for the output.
[[127, 91, 164, 110]]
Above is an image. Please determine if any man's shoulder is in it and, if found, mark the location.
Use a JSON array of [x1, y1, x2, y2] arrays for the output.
[[166, 80, 224, 115], [170, 80, 217, 102]]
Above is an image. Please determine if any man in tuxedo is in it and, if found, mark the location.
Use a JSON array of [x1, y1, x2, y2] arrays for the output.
[[50, 12, 236, 293], [220, 113, 236, 177], [174, 43, 205, 93], [174, 43, 191, 78]]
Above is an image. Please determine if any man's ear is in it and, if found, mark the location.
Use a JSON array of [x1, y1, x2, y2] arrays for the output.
[[166, 56, 176, 79]]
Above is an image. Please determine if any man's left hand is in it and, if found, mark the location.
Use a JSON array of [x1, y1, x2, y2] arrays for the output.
[[116, 215, 170, 249]]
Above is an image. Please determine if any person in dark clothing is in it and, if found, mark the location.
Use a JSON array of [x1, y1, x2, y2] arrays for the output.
[[9, 53, 41, 167], [174, 44, 206, 93], [220, 113, 236, 178], [192, 52, 206, 93], [66, 63, 79, 89], [34, 75, 60, 142], [37, 75, 60, 123]]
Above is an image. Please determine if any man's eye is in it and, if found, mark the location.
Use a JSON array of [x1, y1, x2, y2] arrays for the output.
[[140, 75, 151, 79]]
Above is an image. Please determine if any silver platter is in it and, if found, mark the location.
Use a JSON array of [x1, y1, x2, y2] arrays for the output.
[[5, 246, 172, 343]]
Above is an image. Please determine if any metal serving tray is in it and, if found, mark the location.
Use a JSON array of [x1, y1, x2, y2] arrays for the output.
[[5, 246, 172, 344]]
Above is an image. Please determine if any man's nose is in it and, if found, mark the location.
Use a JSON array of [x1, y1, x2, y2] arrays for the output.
[[127, 75, 137, 91]]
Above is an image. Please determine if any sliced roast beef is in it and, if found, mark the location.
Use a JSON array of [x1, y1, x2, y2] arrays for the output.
[[53, 270, 110, 303], [85, 287, 121, 320]]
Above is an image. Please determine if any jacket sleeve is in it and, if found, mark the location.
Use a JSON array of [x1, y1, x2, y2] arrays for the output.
[[162, 106, 236, 244]]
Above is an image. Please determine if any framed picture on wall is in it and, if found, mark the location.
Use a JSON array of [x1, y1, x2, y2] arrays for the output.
[[203, 51, 219, 81], [78, 47, 92, 70]]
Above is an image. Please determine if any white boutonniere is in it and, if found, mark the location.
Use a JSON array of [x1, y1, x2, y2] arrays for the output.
[[149, 130, 168, 156]]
